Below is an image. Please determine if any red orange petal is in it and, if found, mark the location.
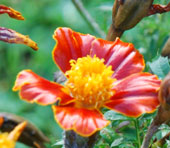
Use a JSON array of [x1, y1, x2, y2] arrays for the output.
[[91, 38, 144, 80], [0, 117, 3, 127], [52, 27, 95, 73], [13, 70, 74, 105], [0, 27, 38, 50], [105, 73, 161, 117], [52, 105, 110, 137], [0, 5, 24, 20]]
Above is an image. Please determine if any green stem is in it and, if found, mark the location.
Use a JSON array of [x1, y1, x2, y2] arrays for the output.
[[71, 0, 105, 38], [135, 119, 141, 148]]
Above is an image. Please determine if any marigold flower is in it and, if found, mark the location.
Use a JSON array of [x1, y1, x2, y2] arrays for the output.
[[0, 119, 27, 148], [13, 27, 161, 137]]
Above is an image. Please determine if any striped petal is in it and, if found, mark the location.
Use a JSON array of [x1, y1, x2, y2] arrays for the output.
[[13, 70, 74, 105], [52, 28, 144, 81], [52, 105, 110, 137], [52, 27, 95, 73], [105, 73, 161, 117], [91, 38, 144, 80]]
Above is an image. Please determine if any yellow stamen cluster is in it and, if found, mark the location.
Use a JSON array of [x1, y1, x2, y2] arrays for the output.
[[65, 55, 115, 109]]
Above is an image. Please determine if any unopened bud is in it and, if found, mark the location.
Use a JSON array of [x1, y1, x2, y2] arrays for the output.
[[0, 5, 24, 20], [106, 0, 153, 41], [0, 27, 38, 50], [107, 1, 170, 41], [112, 0, 153, 31]]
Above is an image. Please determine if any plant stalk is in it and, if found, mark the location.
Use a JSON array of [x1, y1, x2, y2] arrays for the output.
[[135, 119, 141, 148], [63, 130, 99, 148], [71, 0, 105, 38]]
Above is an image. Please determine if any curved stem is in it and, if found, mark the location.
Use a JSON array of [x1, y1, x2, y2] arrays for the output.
[[106, 24, 124, 41], [141, 121, 160, 148], [71, 0, 105, 38]]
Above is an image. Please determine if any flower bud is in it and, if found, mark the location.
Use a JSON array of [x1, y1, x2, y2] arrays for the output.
[[106, 0, 153, 41], [0, 5, 24, 20], [0, 27, 38, 50], [112, 0, 153, 31], [106, 1, 170, 41]]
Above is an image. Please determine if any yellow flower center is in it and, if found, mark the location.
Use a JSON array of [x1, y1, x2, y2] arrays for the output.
[[65, 55, 115, 109], [0, 133, 15, 148]]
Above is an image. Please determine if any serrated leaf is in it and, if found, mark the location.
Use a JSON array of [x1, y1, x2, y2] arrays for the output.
[[104, 110, 134, 121], [148, 56, 170, 79], [111, 138, 124, 147]]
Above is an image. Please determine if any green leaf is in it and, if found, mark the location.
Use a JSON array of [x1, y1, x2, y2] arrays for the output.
[[104, 110, 134, 121], [100, 126, 117, 144], [119, 127, 137, 141], [111, 138, 124, 147], [94, 143, 110, 148], [53, 139, 64, 146], [148, 56, 170, 79]]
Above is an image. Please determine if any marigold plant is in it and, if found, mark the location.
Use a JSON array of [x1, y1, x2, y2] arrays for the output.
[[13, 27, 160, 137]]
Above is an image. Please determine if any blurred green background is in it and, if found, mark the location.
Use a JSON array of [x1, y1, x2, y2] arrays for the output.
[[0, 0, 170, 147]]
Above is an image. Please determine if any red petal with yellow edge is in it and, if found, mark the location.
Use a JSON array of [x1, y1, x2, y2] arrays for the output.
[[105, 73, 161, 117], [13, 70, 74, 105], [0, 27, 38, 50], [52, 105, 110, 137], [0, 5, 24, 20], [91, 38, 144, 80], [52, 27, 95, 73]]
